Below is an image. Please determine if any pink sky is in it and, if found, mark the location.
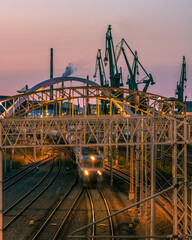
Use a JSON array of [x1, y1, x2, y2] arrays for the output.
[[1, 0, 192, 99]]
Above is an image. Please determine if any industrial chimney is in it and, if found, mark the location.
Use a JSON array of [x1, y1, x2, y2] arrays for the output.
[[50, 48, 53, 100]]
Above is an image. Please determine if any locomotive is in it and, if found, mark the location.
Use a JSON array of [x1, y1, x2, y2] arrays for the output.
[[76, 148, 104, 185]]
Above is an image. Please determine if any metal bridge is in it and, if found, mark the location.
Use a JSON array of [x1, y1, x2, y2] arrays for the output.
[[0, 76, 191, 239]]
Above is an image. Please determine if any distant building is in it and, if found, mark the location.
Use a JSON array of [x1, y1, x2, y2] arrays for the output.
[[186, 101, 192, 115], [17, 85, 29, 93], [0, 95, 9, 99], [0, 96, 11, 114]]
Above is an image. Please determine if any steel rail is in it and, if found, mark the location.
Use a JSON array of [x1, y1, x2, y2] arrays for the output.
[[105, 164, 172, 204], [31, 177, 77, 240], [86, 188, 95, 240], [69, 184, 178, 235], [104, 166, 131, 183], [105, 165, 174, 221], [3, 157, 51, 191], [86, 188, 115, 240], [113, 148, 172, 187], [3, 156, 50, 183], [3, 159, 53, 215], [64, 234, 191, 239], [4, 161, 36, 182], [3, 157, 61, 230], [99, 190, 115, 240], [52, 187, 84, 240], [105, 165, 192, 232]]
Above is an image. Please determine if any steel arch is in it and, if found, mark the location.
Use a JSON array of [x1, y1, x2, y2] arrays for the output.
[[0, 86, 186, 119], [26, 76, 100, 93]]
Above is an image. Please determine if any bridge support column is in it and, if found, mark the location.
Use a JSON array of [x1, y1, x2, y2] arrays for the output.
[[115, 127, 118, 166], [145, 144, 149, 236], [173, 118, 189, 236], [110, 144, 113, 186], [126, 144, 129, 169], [129, 146, 134, 200], [34, 147, 36, 162], [191, 184, 192, 232], [150, 119, 156, 239], [150, 142, 156, 239], [134, 133, 140, 222], [0, 122, 3, 240], [104, 122, 108, 161], [4, 149, 6, 174], [110, 122, 113, 186], [41, 128, 43, 157], [10, 149, 12, 170], [4, 123, 7, 174], [140, 116, 144, 215]]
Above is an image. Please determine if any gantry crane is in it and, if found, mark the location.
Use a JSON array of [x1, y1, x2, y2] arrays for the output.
[[175, 56, 187, 103], [93, 49, 108, 87], [104, 25, 123, 88], [116, 38, 155, 92]]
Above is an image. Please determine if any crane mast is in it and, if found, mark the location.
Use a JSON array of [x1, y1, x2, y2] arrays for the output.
[[104, 25, 122, 88], [175, 56, 187, 103], [121, 47, 137, 90], [131, 51, 139, 91], [116, 38, 155, 92], [93, 49, 108, 87]]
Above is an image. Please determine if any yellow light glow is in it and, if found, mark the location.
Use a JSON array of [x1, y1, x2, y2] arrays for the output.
[[97, 170, 102, 175], [84, 170, 89, 176], [91, 156, 95, 161]]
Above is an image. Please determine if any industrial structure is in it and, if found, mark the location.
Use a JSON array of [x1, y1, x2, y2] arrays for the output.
[[94, 25, 155, 92], [175, 56, 187, 104], [0, 25, 191, 239]]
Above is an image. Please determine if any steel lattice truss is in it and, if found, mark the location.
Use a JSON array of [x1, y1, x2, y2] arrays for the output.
[[0, 86, 186, 118], [1, 116, 190, 148], [0, 115, 191, 237]]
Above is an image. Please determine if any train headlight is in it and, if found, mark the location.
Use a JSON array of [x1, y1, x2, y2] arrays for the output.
[[97, 170, 102, 176], [84, 170, 89, 176]]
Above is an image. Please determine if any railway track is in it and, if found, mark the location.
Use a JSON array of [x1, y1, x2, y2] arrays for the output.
[[3, 157, 61, 230], [86, 188, 114, 240], [3, 157, 53, 212], [3, 156, 51, 191], [30, 180, 115, 239], [104, 165, 174, 222], [105, 164, 192, 232], [31, 178, 78, 240]]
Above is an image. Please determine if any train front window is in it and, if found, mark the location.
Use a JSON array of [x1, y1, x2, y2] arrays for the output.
[[83, 161, 92, 168], [94, 160, 103, 168]]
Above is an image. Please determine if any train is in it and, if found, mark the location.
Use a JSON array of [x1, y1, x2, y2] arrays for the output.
[[76, 147, 104, 185], [49, 128, 105, 185]]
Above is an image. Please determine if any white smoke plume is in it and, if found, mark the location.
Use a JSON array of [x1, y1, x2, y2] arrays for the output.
[[62, 63, 77, 77]]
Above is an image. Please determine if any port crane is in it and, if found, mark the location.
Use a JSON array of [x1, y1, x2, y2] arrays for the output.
[[93, 49, 109, 114], [116, 38, 155, 92], [104, 25, 123, 88], [93, 49, 108, 87], [175, 56, 187, 103]]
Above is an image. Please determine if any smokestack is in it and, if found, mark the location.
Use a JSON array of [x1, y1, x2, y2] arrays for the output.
[[50, 48, 53, 99], [50, 48, 53, 79]]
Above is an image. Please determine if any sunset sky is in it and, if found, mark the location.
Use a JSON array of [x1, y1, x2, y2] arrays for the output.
[[1, 0, 192, 99]]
